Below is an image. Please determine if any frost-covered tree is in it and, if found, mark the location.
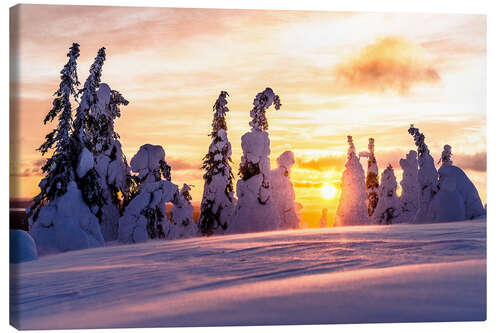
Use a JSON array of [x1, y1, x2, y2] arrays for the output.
[[372, 164, 401, 224], [408, 125, 438, 223], [27, 43, 81, 222], [88, 83, 130, 241], [270, 151, 301, 230], [198, 91, 235, 236], [166, 184, 198, 240], [27, 43, 105, 255], [335, 136, 371, 226], [359, 138, 379, 216], [320, 208, 328, 228], [395, 150, 419, 223], [438, 144, 453, 166], [427, 144, 485, 222], [71, 47, 108, 219], [118, 144, 177, 243], [229, 88, 281, 233]]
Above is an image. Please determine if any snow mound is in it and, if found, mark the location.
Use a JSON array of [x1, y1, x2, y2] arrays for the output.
[[29, 181, 104, 255], [10, 230, 38, 263]]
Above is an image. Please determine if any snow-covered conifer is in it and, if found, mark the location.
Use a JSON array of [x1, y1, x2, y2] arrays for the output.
[[359, 138, 379, 216], [372, 164, 401, 224], [71, 47, 108, 219], [166, 184, 198, 240], [87, 83, 130, 241], [408, 125, 438, 223], [439, 144, 453, 166], [427, 144, 485, 222], [320, 208, 328, 228], [198, 91, 235, 235], [395, 150, 419, 223], [229, 88, 281, 233], [118, 144, 177, 243], [28, 43, 80, 221], [26, 44, 105, 255], [270, 151, 301, 230], [335, 136, 371, 226]]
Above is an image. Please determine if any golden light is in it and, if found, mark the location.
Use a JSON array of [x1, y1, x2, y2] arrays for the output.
[[321, 185, 337, 199]]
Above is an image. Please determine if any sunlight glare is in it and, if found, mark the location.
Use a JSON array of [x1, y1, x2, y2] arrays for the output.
[[321, 184, 337, 199]]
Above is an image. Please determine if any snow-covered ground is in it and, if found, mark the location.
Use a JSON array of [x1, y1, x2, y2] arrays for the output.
[[10, 219, 486, 329]]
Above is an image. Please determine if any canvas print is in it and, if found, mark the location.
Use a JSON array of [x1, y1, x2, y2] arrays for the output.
[[9, 4, 486, 329]]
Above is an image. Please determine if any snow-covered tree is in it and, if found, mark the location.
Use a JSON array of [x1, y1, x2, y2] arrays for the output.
[[320, 208, 328, 228], [335, 136, 371, 226], [28, 43, 80, 222], [395, 150, 419, 223], [372, 164, 401, 224], [27, 43, 105, 254], [198, 91, 235, 236], [408, 125, 438, 223], [438, 144, 453, 166], [71, 47, 108, 220], [359, 138, 379, 216], [166, 184, 198, 240], [270, 151, 301, 230], [427, 144, 485, 222], [229, 88, 281, 233], [118, 144, 178, 243], [88, 83, 130, 241]]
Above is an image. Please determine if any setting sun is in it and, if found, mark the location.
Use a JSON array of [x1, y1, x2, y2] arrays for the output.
[[321, 185, 337, 199]]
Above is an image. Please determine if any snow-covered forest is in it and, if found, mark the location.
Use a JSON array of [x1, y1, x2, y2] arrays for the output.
[[14, 43, 486, 259]]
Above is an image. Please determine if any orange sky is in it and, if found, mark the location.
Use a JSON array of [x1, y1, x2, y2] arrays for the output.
[[9, 5, 486, 226]]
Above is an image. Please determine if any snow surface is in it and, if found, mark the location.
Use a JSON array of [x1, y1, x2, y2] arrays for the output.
[[11, 219, 485, 329], [10, 230, 38, 264]]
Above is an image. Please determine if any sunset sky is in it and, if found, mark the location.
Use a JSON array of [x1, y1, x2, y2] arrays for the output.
[[10, 5, 486, 226]]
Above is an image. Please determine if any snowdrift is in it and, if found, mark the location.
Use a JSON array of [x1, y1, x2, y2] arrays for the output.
[[11, 219, 485, 329]]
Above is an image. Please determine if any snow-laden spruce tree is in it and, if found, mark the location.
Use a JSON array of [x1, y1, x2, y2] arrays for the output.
[[229, 88, 282, 233], [395, 150, 419, 223], [320, 208, 328, 228], [27, 43, 104, 255], [87, 83, 130, 241], [118, 144, 178, 243], [408, 125, 438, 223], [198, 91, 235, 236], [372, 164, 401, 224], [166, 184, 198, 240], [438, 144, 453, 166], [427, 144, 485, 222], [270, 151, 301, 230], [335, 136, 371, 226], [359, 138, 379, 216], [71, 47, 108, 220]]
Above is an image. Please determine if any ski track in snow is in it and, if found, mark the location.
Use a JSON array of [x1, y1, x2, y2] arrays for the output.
[[10, 219, 486, 329]]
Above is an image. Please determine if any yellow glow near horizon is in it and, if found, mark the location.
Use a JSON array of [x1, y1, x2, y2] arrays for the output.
[[321, 185, 337, 199]]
